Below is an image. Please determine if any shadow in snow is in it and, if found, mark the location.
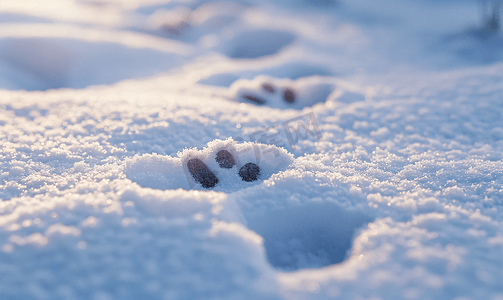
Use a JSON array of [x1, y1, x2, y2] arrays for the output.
[[246, 201, 372, 271]]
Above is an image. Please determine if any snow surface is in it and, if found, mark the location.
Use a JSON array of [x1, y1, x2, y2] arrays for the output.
[[1, 0, 503, 299]]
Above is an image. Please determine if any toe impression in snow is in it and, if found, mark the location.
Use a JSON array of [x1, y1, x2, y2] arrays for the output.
[[261, 82, 276, 94], [239, 162, 260, 182], [216, 150, 236, 169], [187, 158, 219, 188], [283, 87, 296, 103], [243, 94, 266, 105]]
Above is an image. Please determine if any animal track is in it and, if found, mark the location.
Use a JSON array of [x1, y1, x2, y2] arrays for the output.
[[244, 82, 296, 105], [229, 75, 335, 109], [215, 150, 236, 169], [189, 150, 260, 189], [242, 82, 298, 105], [261, 82, 276, 94], [242, 94, 266, 105], [187, 158, 219, 188], [282, 87, 296, 103], [125, 139, 294, 192], [238, 163, 260, 182], [124, 140, 370, 272], [245, 201, 373, 271]]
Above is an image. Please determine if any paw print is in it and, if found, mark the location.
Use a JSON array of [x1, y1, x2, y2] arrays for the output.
[[229, 75, 335, 109], [181, 139, 294, 192], [125, 139, 293, 192], [187, 149, 261, 189], [241, 82, 297, 106]]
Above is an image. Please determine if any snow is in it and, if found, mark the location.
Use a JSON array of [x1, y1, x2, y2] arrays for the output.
[[1, 0, 503, 299]]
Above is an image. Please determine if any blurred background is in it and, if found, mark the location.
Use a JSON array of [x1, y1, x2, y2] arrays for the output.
[[0, 0, 501, 91]]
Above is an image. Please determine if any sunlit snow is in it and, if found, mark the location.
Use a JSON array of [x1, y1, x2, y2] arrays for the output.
[[1, 0, 503, 299]]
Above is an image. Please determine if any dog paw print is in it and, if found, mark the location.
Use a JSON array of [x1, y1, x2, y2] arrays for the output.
[[182, 139, 293, 191], [187, 150, 262, 188], [229, 75, 335, 109], [125, 139, 294, 192]]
